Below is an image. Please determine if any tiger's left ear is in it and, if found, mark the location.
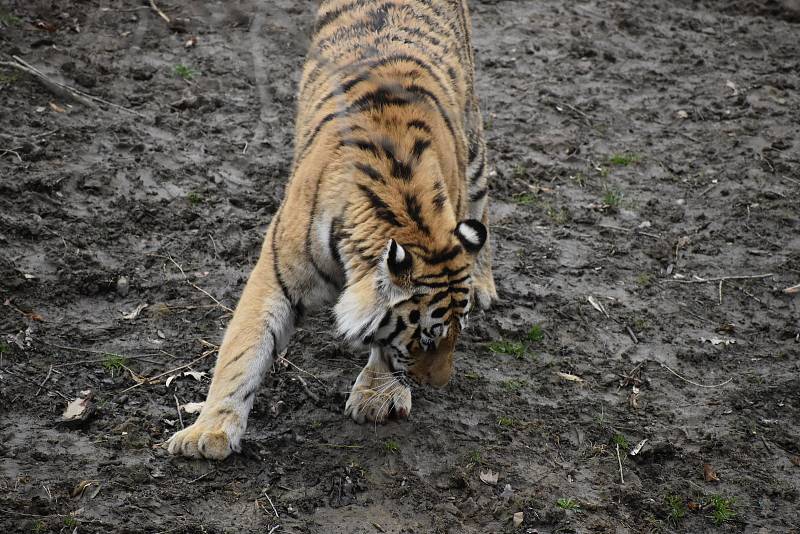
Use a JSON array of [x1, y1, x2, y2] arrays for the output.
[[455, 220, 487, 253]]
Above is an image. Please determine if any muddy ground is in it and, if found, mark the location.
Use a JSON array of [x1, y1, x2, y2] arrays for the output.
[[1, 0, 799, 532]]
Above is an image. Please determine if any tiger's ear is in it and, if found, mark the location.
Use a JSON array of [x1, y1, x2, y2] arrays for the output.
[[385, 239, 413, 277], [455, 220, 487, 253]]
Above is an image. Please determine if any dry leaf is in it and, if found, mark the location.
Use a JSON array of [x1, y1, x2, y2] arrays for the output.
[[49, 102, 66, 113], [63, 397, 90, 420], [687, 500, 701, 512], [790, 455, 800, 467], [181, 401, 204, 414], [184, 371, 207, 381], [784, 283, 800, 295], [703, 463, 719, 482], [556, 371, 584, 383], [630, 439, 648, 456], [127, 368, 148, 385], [121, 303, 148, 320], [185, 36, 197, 47], [676, 109, 689, 119], [725, 80, 738, 96], [165, 374, 178, 388], [513, 511, 524, 527], [479, 470, 498, 485], [586, 295, 609, 318], [71, 480, 100, 499]]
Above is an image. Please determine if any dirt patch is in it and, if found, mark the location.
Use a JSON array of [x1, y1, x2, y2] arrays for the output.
[[1, 1, 799, 532]]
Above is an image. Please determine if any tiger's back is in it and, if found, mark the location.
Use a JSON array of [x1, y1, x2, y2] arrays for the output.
[[168, 0, 496, 460]]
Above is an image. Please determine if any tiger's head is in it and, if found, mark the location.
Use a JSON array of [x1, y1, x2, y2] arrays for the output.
[[335, 219, 487, 387]]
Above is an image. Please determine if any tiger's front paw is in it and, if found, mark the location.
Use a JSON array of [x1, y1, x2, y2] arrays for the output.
[[473, 272, 497, 310], [166, 409, 242, 460], [345, 371, 412, 424]]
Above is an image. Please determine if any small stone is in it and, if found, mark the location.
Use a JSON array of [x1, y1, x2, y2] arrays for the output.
[[513, 511, 524, 527], [116, 276, 130, 297]]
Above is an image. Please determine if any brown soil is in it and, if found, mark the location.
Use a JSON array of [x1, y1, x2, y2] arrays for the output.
[[1, 1, 799, 533]]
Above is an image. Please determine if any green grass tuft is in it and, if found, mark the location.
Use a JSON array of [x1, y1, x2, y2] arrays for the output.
[[174, 64, 197, 80], [602, 188, 623, 209], [102, 354, 127, 376], [708, 495, 735, 525], [186, 191, 203, 205], [608, 153, 641, 166], [497, 416, 516, 428], [527, 324, 544, 343], [612, 433, 629, 449], [556, 498, 580, 511], [665, 495, 686, 523], [501, 379, 527, 392], [487, 340, 525, 359], [383, 439, 400, 454]]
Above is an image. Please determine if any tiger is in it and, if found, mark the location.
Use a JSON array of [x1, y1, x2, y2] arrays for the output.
[[167, 0, 496, 460]]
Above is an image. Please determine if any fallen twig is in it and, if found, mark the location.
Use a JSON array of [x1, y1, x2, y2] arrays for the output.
[[0, 57, 96, 108], [597, 224, 661, 239], [666, 273, 774, 284], [167, 254, 234, 313], [149, 0, 171, 24], [2, 367, 70, 400], [120, 349, 215, 394], [35, 365, 53, 396], [660, 363, 732, 389], [296, 375, 320, 404], [174, 394, 184, 429], [616, 443, 624, 484], [784, 283, 800, 295]]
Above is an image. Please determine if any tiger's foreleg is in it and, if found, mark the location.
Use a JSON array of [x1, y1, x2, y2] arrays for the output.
[[345, 346, 412, 424], [167, 226, 295, 459]]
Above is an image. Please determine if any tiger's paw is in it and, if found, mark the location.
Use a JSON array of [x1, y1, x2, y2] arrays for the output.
[[345, 368, 412, 424], [166, 410, 242, 460], [473, 272, 497, 310]]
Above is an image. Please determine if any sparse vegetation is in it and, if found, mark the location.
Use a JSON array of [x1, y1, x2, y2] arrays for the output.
[[557, 498, 580, 511], [187, 191, 204, 205], [497, 416, 516, 428], [512, 162, 527, 180], [527, 324, 544, 343], [488, 340, 525, 359], [501, 379, 527, 392], [708, 495, 735, 525], [612, 433, 629, 449], [465, 371, 481, 380], [545, 203, 570, 224], [102, 354, 127, 376], [383, 439, 400, 454], [602, 188, 623, 210], [665, 495, 686, 523], [635, 272, 654, 287], [608, 153, 641, 166], [31, 520, 46, 533], [0, 10, 22, 26], [63, 517, 78, 527], [513, 192, 537, 205], [174, 64, 197, 80]]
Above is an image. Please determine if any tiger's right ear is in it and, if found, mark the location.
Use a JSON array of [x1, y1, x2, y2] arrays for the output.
[[385, 239, 413, 277]]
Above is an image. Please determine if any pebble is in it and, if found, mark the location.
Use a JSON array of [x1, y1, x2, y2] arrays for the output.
[[513, 511, 524, 527], [116, 276, 130, 297]]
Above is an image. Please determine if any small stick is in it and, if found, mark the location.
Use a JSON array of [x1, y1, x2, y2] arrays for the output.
[[3, 368, 70, 400], [174, 394, 184, 429], [267, 525, 280, 534], [625, 326, 638, 344], [120, 350, 215, 394], [0, 58, 96, 108], [665, 273, 774, 284], [263, 491, 280, 518], [279, 356, 325, 385], [189, 470, 214, 484], [35, 365, 53, 396], [149, 0, 171, 24], [660, 363, 732, 388], [296, 375, 320, 404], [718, 280, 723, 305], [783, 283, 800, 295], [616, 443, 624, 484], [167, 254, 234, 313]]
